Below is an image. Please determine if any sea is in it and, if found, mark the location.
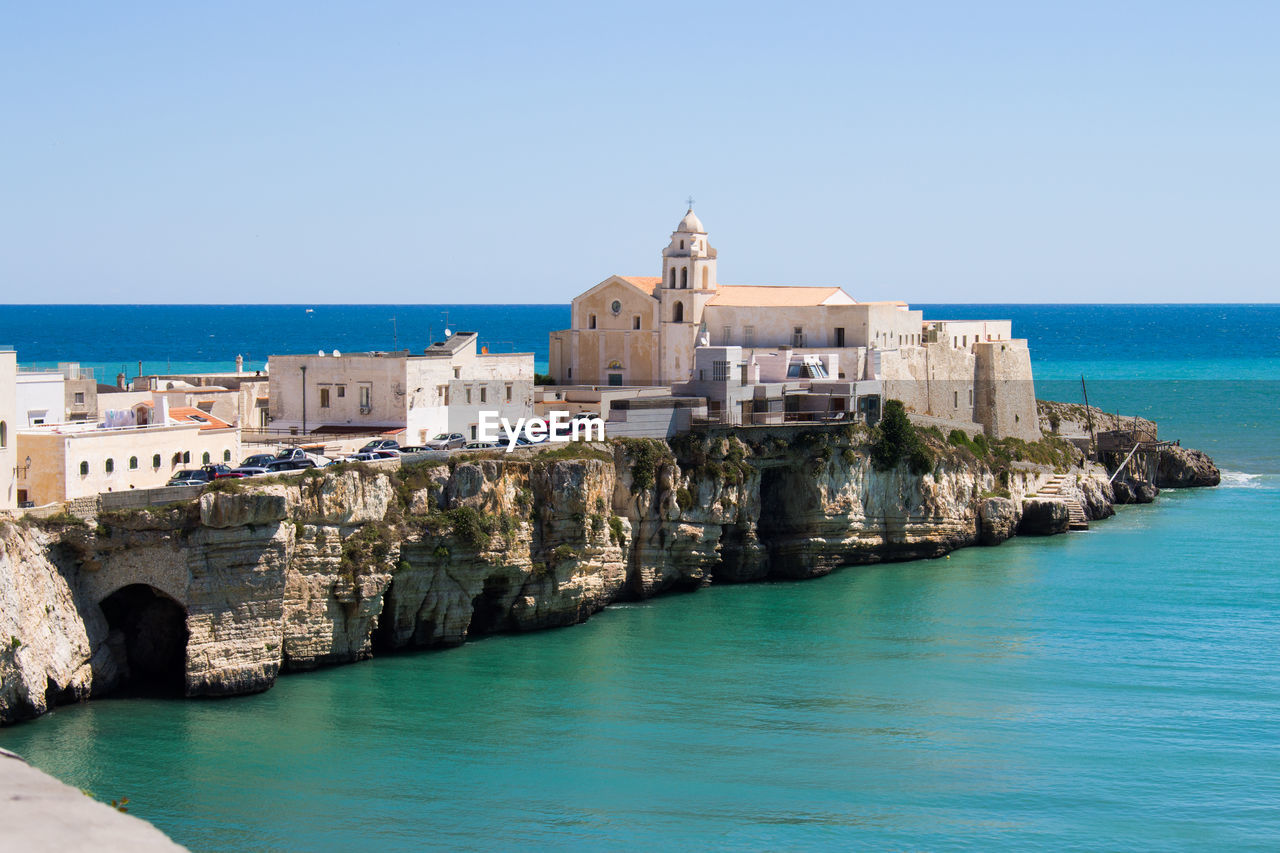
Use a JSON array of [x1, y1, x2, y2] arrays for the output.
[[1, 304, 1278, 851]]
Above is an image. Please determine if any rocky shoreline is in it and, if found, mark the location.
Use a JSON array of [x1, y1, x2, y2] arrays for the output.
[[0, 410, 1218, 726]]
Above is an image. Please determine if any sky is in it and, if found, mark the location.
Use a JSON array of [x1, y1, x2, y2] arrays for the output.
[[1, 1, 1276, 304]]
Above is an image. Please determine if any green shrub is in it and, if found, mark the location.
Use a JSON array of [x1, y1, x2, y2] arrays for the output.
[[676, 487, 694, 510], [871, 399, 931, 473], [616, 438, 672, 492], [433, 544, 451, 561], [445, 506, 491, 548], [608, 516, 625, 545]]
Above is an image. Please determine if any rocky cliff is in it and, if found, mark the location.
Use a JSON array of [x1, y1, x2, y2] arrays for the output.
[[0, 422, 1211, 725]]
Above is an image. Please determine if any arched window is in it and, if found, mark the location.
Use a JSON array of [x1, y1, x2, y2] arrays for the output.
[[223, 450, 232, 462], [202, 451, 211, 464], [183, 451, 190, 464], [153, 454, 162, 468], [588, 314, 597, 330], [105, 458, 114, 473], [129, 456, 138, 470], [701, 267, 708, 288], [673, 301, 684, 323], [680, 267, 688, 289], [0, 420, 6, 448], [669, 268, 676, 288], [680, 240, 684, 250], [79, 461, 89, 476]]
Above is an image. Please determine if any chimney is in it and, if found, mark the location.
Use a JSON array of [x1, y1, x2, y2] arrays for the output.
[[157, 395, 171, 425], [236, 354, 244, 373], [116, 372, 127, 391]]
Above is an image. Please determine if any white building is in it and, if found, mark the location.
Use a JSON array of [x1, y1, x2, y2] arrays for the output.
[[269, 332, 535, 444], [1, 347, 17, 510], [15, 401, 241, 507]]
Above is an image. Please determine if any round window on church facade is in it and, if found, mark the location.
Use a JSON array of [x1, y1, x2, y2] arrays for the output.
[[610, 300, 622, 315]]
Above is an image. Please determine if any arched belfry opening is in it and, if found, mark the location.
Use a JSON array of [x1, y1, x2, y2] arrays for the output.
[[673, 301, 685, 323], [100, 584, 189, 695]]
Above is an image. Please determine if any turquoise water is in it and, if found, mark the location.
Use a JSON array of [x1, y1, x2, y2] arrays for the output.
[[2, 304, 1279, 850]]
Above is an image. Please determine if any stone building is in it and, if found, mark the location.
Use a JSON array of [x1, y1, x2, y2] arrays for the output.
[[0, 346, 17, 510], [268, 332, 534, 444], [549, 209, 1039, 440], [15, 403, 240, 507]]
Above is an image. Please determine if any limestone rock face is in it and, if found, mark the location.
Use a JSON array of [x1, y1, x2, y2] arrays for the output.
[[199, 487, 290, 529], [0, 523, 94, 723], [1018, 498, 1070, 535], [3, 426, 1219, 725], [978, 497, 1019, 545], [1156, 446, 1221, 488], [1112, 479, 1159, 504]]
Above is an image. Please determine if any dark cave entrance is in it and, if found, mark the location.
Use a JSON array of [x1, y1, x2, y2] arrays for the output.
[[100, 584, 189, 696]]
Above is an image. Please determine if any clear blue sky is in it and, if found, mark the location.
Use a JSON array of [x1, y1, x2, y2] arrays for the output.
[[2, 2, 1276, 304]]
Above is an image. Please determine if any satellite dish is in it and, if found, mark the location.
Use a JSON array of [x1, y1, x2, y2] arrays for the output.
[[332, 349, 341, 357], [443, 327, 452, 338]]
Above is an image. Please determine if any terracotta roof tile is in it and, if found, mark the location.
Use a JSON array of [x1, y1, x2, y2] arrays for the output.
[[167, 406, 232, 430], [619, 276, 662, 295]]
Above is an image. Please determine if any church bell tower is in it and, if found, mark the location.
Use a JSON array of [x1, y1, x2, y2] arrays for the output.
[[658, 205, 719, 383]]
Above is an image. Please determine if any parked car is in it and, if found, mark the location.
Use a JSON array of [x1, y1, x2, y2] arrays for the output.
[[229, 466, 270, 478], [359, 439, 401, 453], [207, 464, 238, 479], [464, 441, 499, 450], [166, 466, 224, 484], [266, 450, 317, 472], [167, 469, 212, 486], [396, 445, 428, 454], [239, 453, 278, 469], [423, 433, 467, 451], [344, 451, 384, 462]]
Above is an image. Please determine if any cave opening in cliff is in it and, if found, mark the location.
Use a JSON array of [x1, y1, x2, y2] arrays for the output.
[[757, 467, 805, 540], [99, 584, 189, 697]]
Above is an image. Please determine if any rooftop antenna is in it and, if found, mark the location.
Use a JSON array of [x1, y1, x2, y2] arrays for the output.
[[391, 316, 398, 351], [442, 310, 452, 338]]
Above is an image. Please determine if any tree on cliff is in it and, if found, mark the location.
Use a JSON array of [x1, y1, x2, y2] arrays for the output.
[[871, 399, 934, 475]]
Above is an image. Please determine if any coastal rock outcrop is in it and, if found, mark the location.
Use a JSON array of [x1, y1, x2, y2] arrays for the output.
[[1156, 445, 1221, 488], [978, 497, 1019, 545], [0, 419, 1219, 725], [1017, 498, 1070, 536]]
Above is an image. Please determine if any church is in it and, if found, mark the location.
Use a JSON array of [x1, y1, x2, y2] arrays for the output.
[[548, 208, 1040, 440]]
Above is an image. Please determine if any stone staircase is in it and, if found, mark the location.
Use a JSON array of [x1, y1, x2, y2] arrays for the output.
[[1036, 473, 1090, 530]]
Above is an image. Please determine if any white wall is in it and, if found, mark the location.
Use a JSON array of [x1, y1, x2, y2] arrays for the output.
[[15, 372, 66, 427], [0, 350, 17, 509]]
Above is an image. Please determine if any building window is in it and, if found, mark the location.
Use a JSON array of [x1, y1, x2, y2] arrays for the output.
[[721, 326, 731, 345], [680, 239, 684, 250], [701, 267, 709, 288], [465, 386, 472, 404], [633, 316, 641, 330], [359, 385, 372, 409], [0, 420, 5, 448], [792, 327, 804, 348], [337, 385, 345, 398], [744, 327, 755, 347], [610, 300, 621, 315], [202, 451, 211, 464], [835, 328, 845, 347], [673, 302, 684, 323], [712, 360, 731, 382], [319, 387, 330, 408], [224, 449, 232, 462], [74, 392, 85, 404], [105, 458, 114, 473], [680, 267, 688, 289], [152, 454, 161, 468], [669, 269, 676, 288], [480, 387, 487, 404], [79, 461, 88, 476], [954, 391, 959, 408], [505, 384, 512, 402], [129, 456, 138, 470], [183, 451, 191, 464], [470, 425, 478, 440], [567, 367, 572, 380], [589, 314, 597, 329]]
